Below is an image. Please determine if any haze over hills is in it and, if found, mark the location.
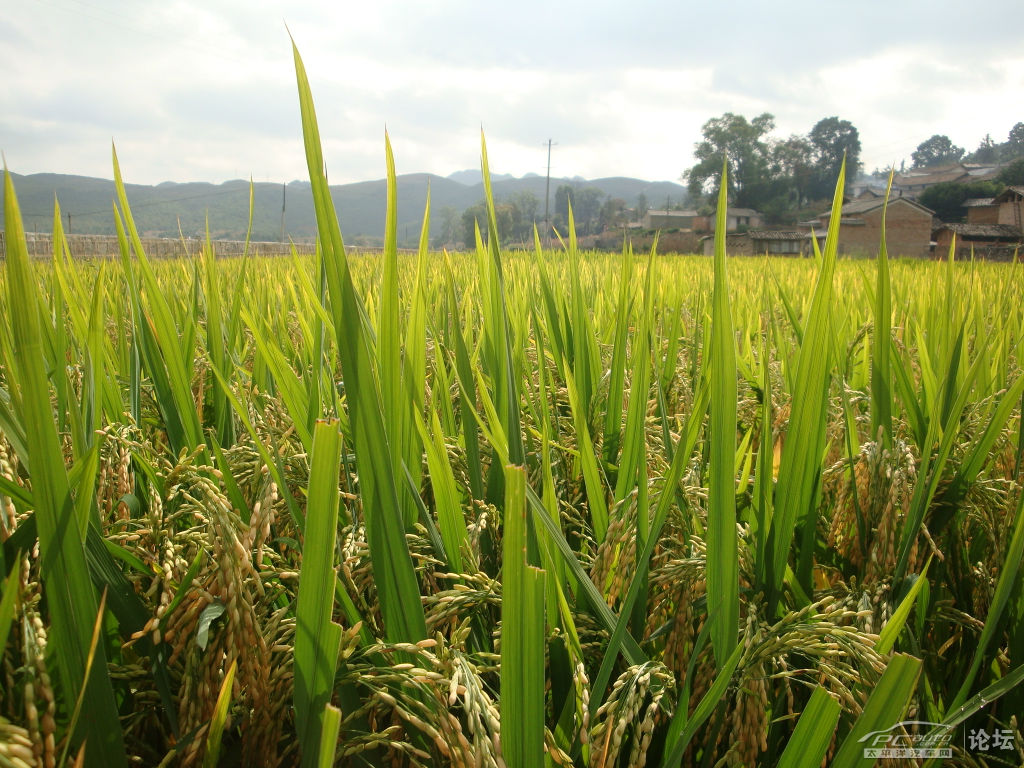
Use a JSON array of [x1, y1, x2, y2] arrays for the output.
[[1, 170, 690, 246]]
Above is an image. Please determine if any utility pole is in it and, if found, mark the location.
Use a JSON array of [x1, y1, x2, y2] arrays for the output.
[[66, 212, 71, 234], [279, 183, 286, 243], [543, 139, 556, 235]]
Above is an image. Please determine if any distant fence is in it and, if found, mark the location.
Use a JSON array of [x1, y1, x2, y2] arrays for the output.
[[0, 232, 318, 260]]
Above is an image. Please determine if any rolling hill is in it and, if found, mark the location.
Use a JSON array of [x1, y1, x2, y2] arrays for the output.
[[1, 170, 689, 247]]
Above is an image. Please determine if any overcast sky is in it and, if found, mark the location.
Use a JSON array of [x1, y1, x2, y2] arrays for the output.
[[2, 0, 1022, 187]]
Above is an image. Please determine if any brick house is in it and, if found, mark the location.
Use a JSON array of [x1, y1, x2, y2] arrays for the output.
[[964, 198, 999, 225], [993, 186, 1024, 230], [929, 186, 1024, 260], [707, 207, 763, 231], [818, 197, 933, 258], [700, 228, 821, 257], [932, 223, 1022, 261], [642, 209, 700, 229], [700, 232, 754, 256]]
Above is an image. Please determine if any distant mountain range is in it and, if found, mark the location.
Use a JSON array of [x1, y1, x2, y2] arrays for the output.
[[1, 170, 689, 246]]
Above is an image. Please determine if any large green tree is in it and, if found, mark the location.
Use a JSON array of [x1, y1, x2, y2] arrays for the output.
[[912, 134, 965, 168], [636, 192, 649, 221], [769, 134, 815, 207], [554, 184, 574, 223], [572, 187, 605, 234], [968, 134, 1000, 164], [918, 180, 1003, 222], [1006, 122, 1024, 160], [461, 200, 514, 247], [997, 158, 1024, 186], [506, 190, 539, 242], [808, 116, 861, 197], [684, 112, 775, 209]]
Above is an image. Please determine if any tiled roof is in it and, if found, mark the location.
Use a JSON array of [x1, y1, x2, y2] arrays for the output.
[[935, 223, 1022, 239], [993, 186, 1024, 203], [822, 196, 933, 218], [647, 209, 699, 217], [748, 229, 812, 240], [894, 169, 969, 186]]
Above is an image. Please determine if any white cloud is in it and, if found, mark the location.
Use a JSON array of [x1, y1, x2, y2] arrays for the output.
[[2, 1, 1022, 187]]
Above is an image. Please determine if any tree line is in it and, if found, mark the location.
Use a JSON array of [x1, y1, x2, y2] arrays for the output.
[[452, 116, 1024, 246], [682, 114, 1024, 225], [683, 114, 862, 222], [458, 186, 633, 247]]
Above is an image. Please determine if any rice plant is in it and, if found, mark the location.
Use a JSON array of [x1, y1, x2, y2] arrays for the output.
[[0, 39, 1022, 768]]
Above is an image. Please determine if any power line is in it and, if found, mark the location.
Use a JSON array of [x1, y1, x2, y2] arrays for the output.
[[543, 139, 557, 230]]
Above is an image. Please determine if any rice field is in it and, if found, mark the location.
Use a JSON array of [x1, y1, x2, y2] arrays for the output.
[[0, 44, 1022, 768]]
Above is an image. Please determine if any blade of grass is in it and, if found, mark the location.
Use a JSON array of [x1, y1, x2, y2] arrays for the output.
[[294, 420, 344, 766], [563, 361, 608, 543], [768, 157, 844, 609], [774, 686, 841, 768], [870, 170, 895, 448], [500, 465, 546, 768], [202, 660, 237, 768], [317, 704, 342, 768], [946, 482, 1024, 713], [112, 147, 205, 455], [292, 38, 426, 642], [4, 167, 128, 768], [876, 557, 932, 655], [707, 159, 739, 668], [830, 654, 922, 768]]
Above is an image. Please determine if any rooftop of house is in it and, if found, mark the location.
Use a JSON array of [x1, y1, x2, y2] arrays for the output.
[[894, 168, 970, 187], [645, 209, 699, 217], [964, 198, 996, 207], [993, 186, 1024, 203], [934, 222, 1023, 240], [821, 196, 934, 219], [747, 229, 814, 240]]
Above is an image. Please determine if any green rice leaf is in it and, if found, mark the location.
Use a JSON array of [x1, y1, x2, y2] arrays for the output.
[[830, 653, 922, 768], [202, 659, 237, 768], [3, 166, 128, 767], [775, 686, 841, 768], [707, 159, 739, 668], [500, 465, 546, 768], [294, 420, 344, 766], [870, 171, 895, 448], [292, 39, 426, 642], [317, 704, 342, 768], [768, 157, 844, 606], [947, 482, 1024, 712], [876, 557, 932, 655]]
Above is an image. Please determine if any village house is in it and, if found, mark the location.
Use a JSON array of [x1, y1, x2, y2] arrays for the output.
[[645, 207, 764, 234], [932, 186, 1024, 260], [964, 198, 999, 225], [700, 232, 753, 256], [704, 207, 763, 232], [642, 209, 700, 230], [993, 185, 1024, 229], [700, 228, 820, 257], [818, 196, 933, 258], [893, 164, 970, 197], [932, 223, 1021, 260], [892, 162, 1000, 199]]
